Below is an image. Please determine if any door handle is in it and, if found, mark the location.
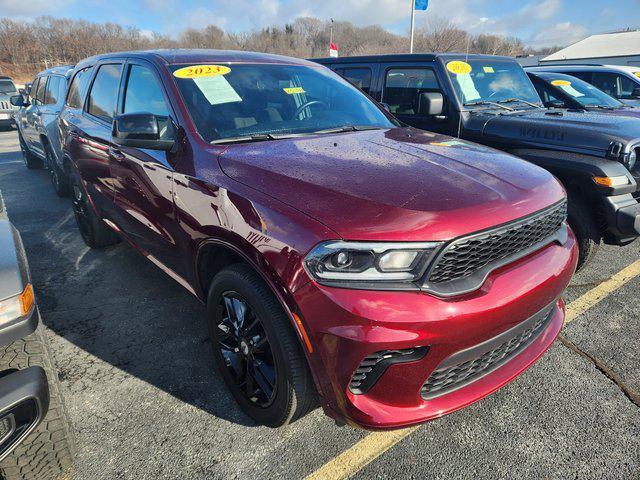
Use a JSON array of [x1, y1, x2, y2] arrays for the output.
[[108, 147, 125, 162]]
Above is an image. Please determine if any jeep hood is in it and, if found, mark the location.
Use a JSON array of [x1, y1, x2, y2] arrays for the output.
[[468, 108, 640, 155], [217, 128, 565, 242]]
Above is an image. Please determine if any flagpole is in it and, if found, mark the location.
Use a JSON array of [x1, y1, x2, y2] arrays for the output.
[[409, 0, 415, 53]]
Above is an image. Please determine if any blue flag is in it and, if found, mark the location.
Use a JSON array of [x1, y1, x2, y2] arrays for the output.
[[415, 0, 428, 10]]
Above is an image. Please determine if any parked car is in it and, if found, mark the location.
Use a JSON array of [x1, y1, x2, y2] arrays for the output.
[[0, 76, 19, 130], [528, 71, 640, 118], [11, 65, 74, 196], [59, 50, 577, 429], [0, 191, 74, 479], [313, 53, 640, 269], [526, 64, 640, 107]]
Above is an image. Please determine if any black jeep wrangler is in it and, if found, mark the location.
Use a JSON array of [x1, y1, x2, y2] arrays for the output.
[[0, 192, 73, 479], [313, 53, 640, 269]]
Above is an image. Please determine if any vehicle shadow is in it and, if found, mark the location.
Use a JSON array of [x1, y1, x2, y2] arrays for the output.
[[0, 144, 255, 427]]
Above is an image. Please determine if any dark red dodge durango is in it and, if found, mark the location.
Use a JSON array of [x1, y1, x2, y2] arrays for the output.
[[58, 50, 578, 429]]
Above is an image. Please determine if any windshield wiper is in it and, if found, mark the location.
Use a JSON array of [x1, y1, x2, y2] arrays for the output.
[[463, 101, 514, 111], [211, 133, 300, 145], [313, 125, 382, 134], [588, 105, 616, 110], [497, 98, 543, 109]]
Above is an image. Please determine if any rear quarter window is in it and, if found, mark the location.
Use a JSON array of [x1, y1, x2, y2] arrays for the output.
[[66, 66, 94, 109], [87, 64, 123, 122]]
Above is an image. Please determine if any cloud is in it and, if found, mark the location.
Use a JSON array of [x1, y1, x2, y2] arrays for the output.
[[530, 21, 588, 47]]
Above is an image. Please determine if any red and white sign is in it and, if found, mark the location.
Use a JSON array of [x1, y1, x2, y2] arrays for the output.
[[329, 42, 339, 58]]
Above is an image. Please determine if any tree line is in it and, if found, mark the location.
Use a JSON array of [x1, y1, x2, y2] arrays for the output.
[[0, 15, 561, 81]]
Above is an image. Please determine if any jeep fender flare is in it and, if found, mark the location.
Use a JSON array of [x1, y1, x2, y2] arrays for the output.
[[509, 148, 637, 197]]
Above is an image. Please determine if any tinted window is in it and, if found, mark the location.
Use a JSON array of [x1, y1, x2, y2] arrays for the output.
[[565, 71, 591, 82], [123, 65, 169, 117], [532, 78, 564, 105], [66, 67, 94, 108], [29, 77, 39, 103], [383, 68, 439, 116], [44, 76, 62, 105], [589, 72, 638, 99], [35, 77, 47, 105], [342, 68, 372, 94], [87, 64, 123, 122]]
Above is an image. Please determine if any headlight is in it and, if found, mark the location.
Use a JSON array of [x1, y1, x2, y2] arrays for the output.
[[304, 241, 442, 289], [0, 284, 34, 326]]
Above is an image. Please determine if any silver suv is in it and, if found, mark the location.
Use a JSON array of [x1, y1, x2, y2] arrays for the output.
[[12, 66, 74, 196], [0, 76, 19, 129]]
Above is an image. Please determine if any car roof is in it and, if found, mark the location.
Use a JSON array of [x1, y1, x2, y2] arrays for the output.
[[527, 71, 578, 81], [74, 49, 317, 69], [311, 53, 516, 64], [527, 64, 640, 74], [0, 76, 14, 81], [36, 65, 75, 78]]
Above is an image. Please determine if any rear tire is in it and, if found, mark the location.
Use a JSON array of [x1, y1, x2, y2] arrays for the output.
[[18, 132, 42, 170], [207, 264, 317, 427], [0, 318, 75, 480], [47, 147, 69, 197], [567, 195, 601, 271], [69, 168, 120, 248]]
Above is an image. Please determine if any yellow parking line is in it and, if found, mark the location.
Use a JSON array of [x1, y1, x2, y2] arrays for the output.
[[305, 427, 419, 480], [305, 259, 640, 480], [565, 258, 640, 324]]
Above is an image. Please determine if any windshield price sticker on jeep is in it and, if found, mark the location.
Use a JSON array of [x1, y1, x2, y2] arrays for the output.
[[173, 65, 231, 78], [447, 61, 472, 75], [551, 80, 572, 86], [283, 87, 305, 94]]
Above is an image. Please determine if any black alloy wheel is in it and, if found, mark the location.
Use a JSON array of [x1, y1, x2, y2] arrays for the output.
[[217, 291, 277, 407]]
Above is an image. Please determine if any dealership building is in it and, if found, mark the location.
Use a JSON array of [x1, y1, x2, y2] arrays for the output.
[[539, 30, 640, 66]]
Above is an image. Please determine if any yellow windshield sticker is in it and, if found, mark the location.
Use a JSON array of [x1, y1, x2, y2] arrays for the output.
[[283, 87, 305, 94], [173, 65, 231, 79], [483, 66, 495, 73], [551, 79, 571, 86], [446, 61, 472, 75], [634, 72, 640, 78]]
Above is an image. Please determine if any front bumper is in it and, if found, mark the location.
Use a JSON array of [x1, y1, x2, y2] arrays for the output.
[[603, 194, 640, 243], [294, 228, 577, 429]]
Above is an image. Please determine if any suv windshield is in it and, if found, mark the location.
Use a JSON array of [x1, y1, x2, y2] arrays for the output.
[[0, 79, 17, 94], [169, 63, 395, 142], [544, 74, 623, 108], [444, 58, 541, 108]]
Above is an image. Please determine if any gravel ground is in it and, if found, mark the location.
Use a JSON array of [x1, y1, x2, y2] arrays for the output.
[[0, 128, 638, 479]]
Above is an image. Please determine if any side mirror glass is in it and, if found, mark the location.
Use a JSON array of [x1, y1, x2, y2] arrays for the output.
[[112, 113, 176, 151], [418, 92, 444, 116], [9, 95, 26, 107]]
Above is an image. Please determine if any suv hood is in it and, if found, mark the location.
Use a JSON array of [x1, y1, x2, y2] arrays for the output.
[[218, 128, 565, 242], [467, 108, 640, 155]]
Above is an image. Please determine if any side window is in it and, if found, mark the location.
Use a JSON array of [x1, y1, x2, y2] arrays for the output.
[[532, 78, 562, 105], [35, 77, 47, 106], [29, 77, 39, 103], [591, 72, 621, 98], [618, 75, 637, 99], [342, 68, 372, 94], [66, 67, 94, 108], [44, 76, 61, 105], [566, 71, 591, 82], [383, 68, 439, 116], [87, 64, 123, 122], [122, 65, 169, 117]]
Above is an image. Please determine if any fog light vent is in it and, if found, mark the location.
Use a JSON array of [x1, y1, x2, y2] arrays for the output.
[[349, 347, 429, 395]]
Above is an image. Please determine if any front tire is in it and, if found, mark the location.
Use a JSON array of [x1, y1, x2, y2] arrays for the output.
[[567, 195, 601, 271], [0, 318, 75, 480], [207, 264, 316, 427], [69, 169, 120, 248]]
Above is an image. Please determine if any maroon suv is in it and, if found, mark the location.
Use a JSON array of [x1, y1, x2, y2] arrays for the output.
[[59, 50, 578, 429]]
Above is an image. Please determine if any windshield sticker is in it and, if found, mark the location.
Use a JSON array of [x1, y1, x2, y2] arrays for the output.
[[173, 65, 231, 79], [559, 84, 585, 98], [283, 87, 305, 94], [483, 66, 495, 73], [455, 74, 481, 102], [446, 61, 472, 75], [193, 76, 242, 105], [551, 80, 571, 86]]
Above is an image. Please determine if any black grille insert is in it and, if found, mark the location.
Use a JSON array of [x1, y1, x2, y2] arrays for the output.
[[350, 347, 429, 395], [427, 201, 567, 285], [421, 304, 555, 400]]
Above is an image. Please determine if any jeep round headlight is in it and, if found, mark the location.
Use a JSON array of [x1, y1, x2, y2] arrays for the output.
[[304, 241, 442, 289]]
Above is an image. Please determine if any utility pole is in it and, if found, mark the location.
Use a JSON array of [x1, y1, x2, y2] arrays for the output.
[[409, 0, 415, 53]]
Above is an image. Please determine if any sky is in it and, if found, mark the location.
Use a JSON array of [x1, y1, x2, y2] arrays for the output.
[[1, 0, 639, 48]]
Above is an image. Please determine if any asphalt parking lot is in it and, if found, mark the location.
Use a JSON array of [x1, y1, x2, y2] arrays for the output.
[[0, 128, 638, 479]]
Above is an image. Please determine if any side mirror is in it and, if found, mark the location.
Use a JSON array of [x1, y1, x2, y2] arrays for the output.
[[9, 95, 27, 107], [418, 92, 444, 116], [112, 113, 176, 151]]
